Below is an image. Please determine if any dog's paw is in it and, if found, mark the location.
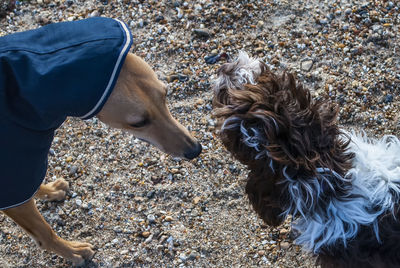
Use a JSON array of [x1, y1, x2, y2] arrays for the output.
[[51, 178, 69, 191], [50, 238, 95, 266], [66, 241, 95, 266], [37, 178, 70, 201]]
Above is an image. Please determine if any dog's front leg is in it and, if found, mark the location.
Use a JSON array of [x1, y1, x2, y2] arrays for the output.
[[2, 198, 94, 265]]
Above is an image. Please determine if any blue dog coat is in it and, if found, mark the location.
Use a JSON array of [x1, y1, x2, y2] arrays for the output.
[[0, 17, 132, 209]]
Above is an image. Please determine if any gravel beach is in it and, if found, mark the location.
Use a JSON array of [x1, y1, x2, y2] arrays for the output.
[[0, 0, 399, 267]]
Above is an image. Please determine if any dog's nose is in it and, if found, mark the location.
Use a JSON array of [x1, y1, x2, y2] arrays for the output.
[[184, 142, 202, 160]]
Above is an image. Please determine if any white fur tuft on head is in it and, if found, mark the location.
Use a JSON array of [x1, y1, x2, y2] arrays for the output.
[[213, 51, 263, 92]]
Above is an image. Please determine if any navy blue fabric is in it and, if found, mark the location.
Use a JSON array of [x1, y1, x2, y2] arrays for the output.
[[0, 17, 132, 209]]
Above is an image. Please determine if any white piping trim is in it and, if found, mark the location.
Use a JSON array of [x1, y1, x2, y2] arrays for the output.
[[79, 19, 131, 119], [0, 188, 39, 210]]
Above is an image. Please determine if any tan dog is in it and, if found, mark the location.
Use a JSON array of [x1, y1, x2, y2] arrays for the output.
[[2, 52, 202, 265]]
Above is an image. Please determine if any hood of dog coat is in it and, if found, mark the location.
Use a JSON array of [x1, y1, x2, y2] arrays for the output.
[[0, 17, 132, 209]]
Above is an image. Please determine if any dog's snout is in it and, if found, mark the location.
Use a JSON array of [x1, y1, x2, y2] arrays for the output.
[[184, 142, 202, 160]]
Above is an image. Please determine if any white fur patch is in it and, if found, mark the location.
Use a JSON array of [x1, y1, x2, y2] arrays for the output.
[[290, 131, 400, 252], [347, 132, 400, 214], [213, 51, 262, 91]]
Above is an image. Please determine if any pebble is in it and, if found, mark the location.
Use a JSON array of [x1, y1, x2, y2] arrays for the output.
[[300, 59, 314, 72], [166, 236, 173, 244], [90, 10, 100, 17], [193, 196, 201, 205], [147, 190, 156, 199], [142, 231, 151, 238], [280, 242, 290, 250], [195, 98, 204, 106], [113, 227, 122, 233], [120, 249, 129, 255], [144, 234, 153, 244], [147, 214, 156, 223], [68, 165, 78, 175], [75, 199, 82, 206], [384, 94, 393, 103], [188, 251, 198, 260], [179, 253, 187, 262], [192, 28, 211, 38]]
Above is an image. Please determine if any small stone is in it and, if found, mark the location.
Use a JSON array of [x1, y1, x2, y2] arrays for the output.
[[179, 253, 187, 262], [75, 199, 82, 206], [167, 74, 179, 83], [192, 28, 211, 38], [300, 59, 314, 72], [165, 215, 173, 222], [138, 19, 144, 28], [90, 10, 100, 17], [257, 20, 264, 28], [188, 251, 198, 260], [384, 94, 393, 103], [326, 78, 335, 84], [352, 81, 359, 88], [147, 190, 155, 199], [279, 228, 289, 235], [142, 231, 151, 238], [176, 8, 183, 19], [120, 249, 129, 255], [66, 156, 73, 163], [194, 3, 202, 11], [113, 226, 122, 233], [68, 165, 78, 175], [144, 234, 153, 244], [147, 214, 156, 224], [280, 242, 290, 249], [319, 19, 328, 25], [182, 68, 192, 75], [177, 74, 188, 82], [193, 196, 201, 205], [170, 168, 179, 174], [155, 15, 165, 23], [195, 98, 204, 105]]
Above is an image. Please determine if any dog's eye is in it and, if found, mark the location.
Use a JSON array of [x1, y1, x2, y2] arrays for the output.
[[130, 119, 149, 128]]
